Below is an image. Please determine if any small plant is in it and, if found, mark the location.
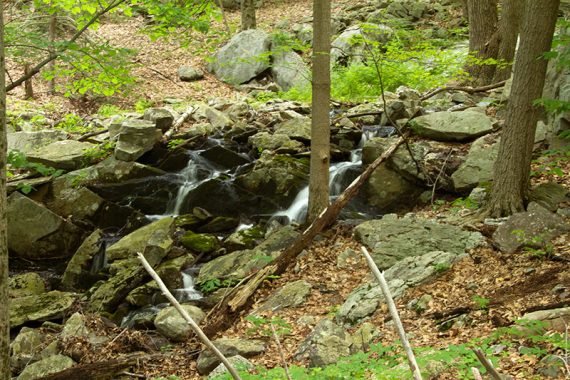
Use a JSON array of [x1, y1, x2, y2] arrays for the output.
[[472, 295, 491, 310], [97, 104, 124, 117], [245, 315, 291, 337], [167, 138, 186, 150], [82, 141, 116, 166], [511, 230, 555, 259], [434, 262, 451, 273], [7, 150, 64, 179], [451, 196, 479, 211], [135, 99, 155, 113], [55, 113, 91, 135], [198, 278, 241, 294]]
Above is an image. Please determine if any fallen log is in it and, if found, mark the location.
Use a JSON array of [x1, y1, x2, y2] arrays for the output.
[[203, 136, 405, 335], [420, 80, 507, 101]]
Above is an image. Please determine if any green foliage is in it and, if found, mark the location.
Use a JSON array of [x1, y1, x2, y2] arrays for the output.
[[245, 315, 291, 337], [531, 146, 569, 178], [54, 113, 89, 134], [472, 295, 491, 310], [7, 150, 64, 191], [135, 99, 156, 113], [450, 197, 479, 211], [82, 141, 116, 165], [199, 278, 241, 294], [433, 262, 451, 273], [511, 230, 555, 259], [97, 104, 124, 117], [167, 139, 186, 150]]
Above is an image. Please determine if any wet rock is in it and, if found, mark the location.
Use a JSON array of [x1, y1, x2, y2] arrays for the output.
[[197, 338, 266, 374], [197, 225, 299, 283], [105, 217, 174, 263], [9, 273, 46, 298], [27, 140, 95, 170], [143, 108, 174, 132], [178, 66, 204, 82], [17, 354, 75, 380], [10, 291, 76, 327], [493, 202, 569, 254], [209, 29, 271, 84], [114, 118, 162, 162], [354, 214, 483, 269], [271, 50, 310, 91], [295, 318, 353, 367], [452, 134, 500, 192], [199, 145, 250, 170], [8, 130, 68, 154], [197, 216, 240, 233], [7, 192, 83, 260], [180, 231, 220, 254], [61, 229, 104, 291], [411, 110, 495, 142], [154, 304, 206, 342], [254, 280, 312, 313], [223, 225, 265, 252]]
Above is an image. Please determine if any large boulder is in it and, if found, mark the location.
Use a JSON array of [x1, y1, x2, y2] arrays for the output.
[[254, 280, 312, 313], [60, 229, 103, 291], [17, 354, 75, 380], [295, 318, 353, 367], [196, 338, 266, 374], [8, 130, 67, 154], [331, 23, 394, 65], [192, 103, 234, 130], [10, 327, 47, 372], [411, 110, 495, 142], [197, 225, 299, 283], [10, 291, 76, 327], [47, 185, 104, 221], [209, 29, 271, 84], [274, 117, 312, 142], [114, 118, 162, 162], [270, 50, 310, 91], [9, 273, 45, 299], [143, 108, 174, 132], [7, 192, 83, 260], [154, 305, 206, 342], [451, 134, 499, 192], [105, 217, 174, 263], [27, 140, 95, 170], [249, 132, 305, 154], [354, 213, 484, 270], [492, 202, 569, 254]]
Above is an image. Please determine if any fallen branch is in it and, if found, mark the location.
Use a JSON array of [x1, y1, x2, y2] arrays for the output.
[[472, 367, 484, 380], [136, 252, 242, 380], [473, 348, 504, 380], [361, 246, 423, 380], [420, 80, 507, 101], [270, 323, 292, 380], [204, 136, 405, 335], [78, 128, 109, 142], [164, 106, 195, 140]]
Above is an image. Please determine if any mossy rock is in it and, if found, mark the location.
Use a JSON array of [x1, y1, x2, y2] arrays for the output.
[[197, 216, 239, 233], [9, 273, 46, 298], [180, 231, 220, 254], [175, 214, 203, 229]]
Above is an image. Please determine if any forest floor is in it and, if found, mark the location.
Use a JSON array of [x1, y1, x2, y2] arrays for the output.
[[7, 0, 570, 378]]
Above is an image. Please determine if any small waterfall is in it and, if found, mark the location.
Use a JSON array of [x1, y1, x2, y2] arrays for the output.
[[175, 267, 203, 302]]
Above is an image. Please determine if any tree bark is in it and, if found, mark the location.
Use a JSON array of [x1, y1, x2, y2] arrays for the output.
[[307, 0, 331, 223], [24, 64, 33, 99], [493, 0, 522, 82], [486, 0, 560, 217], [47, 11, 57, 94], [0, 2, 9, 379], [240, 0, 256, 30], [466, 0, 499, 85]]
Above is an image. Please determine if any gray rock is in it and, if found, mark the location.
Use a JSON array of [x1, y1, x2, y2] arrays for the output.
[[197, 338, 266, 374], [537, 355, 566, 378], [197, 225, 299, 283], [61, 229, 103, 291], [254, 280, 312, 313], [522, 307, 570, 333], [387, 0, 428, 20], [295, 318, 353, 367], [143, 108, 174, 132], [331, 23, 394, 65], [154, 305, 206, 342], [10, 328, 46, 371], [7, 192, 83, 260], [249, 132, 305, 154], [114, 118, 161, 161], [17, 354, 75, 380], [351, 322, 380, 352], [529, 182, 569, 212], [492, 202, 569, 254], [337, 248, 359, 269], [106, 217, 174, 263], [209, 29, 271, 84], [354, 214, 483, 269], [61, 312, 108, 344], [452, 134, 500, 192], [9, 273, 45, 298], [193, 103, 234, 130], [270, 50, 310, 91], [274, 117, 311, 142], [47, 185, 104, 220], [10, 291, 76, 328], [411, 110, 495, 142], [27, 140, 95, 170], [8, 130, 68, 154], [365, 164, 421, 211], [208, 355, 255, 379], [178, 66, 204, 82]]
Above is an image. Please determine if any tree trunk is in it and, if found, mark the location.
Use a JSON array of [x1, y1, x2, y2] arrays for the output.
[[24, 64, 34, 99], [240, 0, 256, 30], [486, 0, 560, 217], [0, 1, 10, 379], [307, 0, 331, 223], [493, 0, 522, 82], [466, 0, 499, 85], [47, 11, 57, 94]]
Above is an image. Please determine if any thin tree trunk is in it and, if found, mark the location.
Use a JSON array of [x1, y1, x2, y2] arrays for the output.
[[486, 0, 560, 217], [47, 11, 57, 94], [24, 64, 33, 99], [466, 0, 499, 85], [240, 0, 256, 30], [307, 0, 331, 223], [0, 1, 9, 379], [493, 0, 522, 82]]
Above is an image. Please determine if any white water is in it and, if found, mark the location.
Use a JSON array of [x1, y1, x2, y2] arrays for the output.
[[176, 269, 203, 301]]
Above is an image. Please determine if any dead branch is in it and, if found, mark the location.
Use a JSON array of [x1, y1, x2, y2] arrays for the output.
[[270, 323, 292, 380], [361, 246, 423, 380], [420, 80, 507, 101], [472, 367, 484, 380], [473, 348, 504, 380], [164, 106, 195, 140], [78, 128, 109, 142], [146, 67, 183, 88], [136, 252, 242, 380], [203, 136, 405, 336]]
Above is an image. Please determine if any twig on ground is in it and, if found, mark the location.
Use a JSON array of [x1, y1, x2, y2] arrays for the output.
[[420, 80, 507, 101], [270, 323, 292, 380], [164, 105, 195, 140], [360, 246, 423, 380], [472, 348, 504, 380], [136, 252, 242, 380]]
